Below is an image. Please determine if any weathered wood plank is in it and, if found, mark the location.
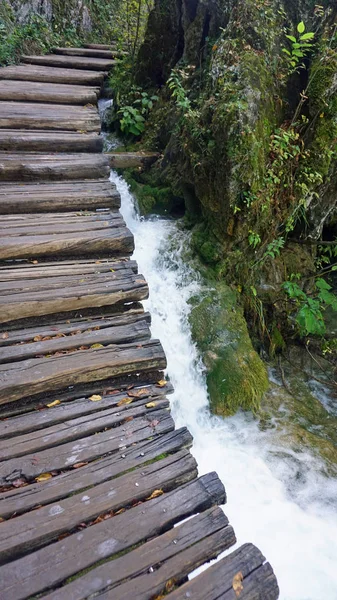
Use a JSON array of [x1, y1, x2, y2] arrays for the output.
[[163, 544, 279, 600], [0, 267, 148, 324], [0, 152, 109, 181], [0, 426, 189, 516], [105, 151, 159, 168], [0, 64, 106, 84], [0, 130, 103, 152], [0, 338, 165, 404], [0, 378, 164, 438], [0, 396, 168, 459], [0, 450, 197, 563], [0, 472, 225, 600], [0, 102, 101, 131], [53, 47, 126, 59], [0, 320, 150, 364], [0, 179, 120, 212], [21, 54, 117, 71], [45, 508, 235, 600], [0, 210, 125, 233], [0, 80, 99, 104], [0, 409, 173, 482], [0, 225, 134, 259]]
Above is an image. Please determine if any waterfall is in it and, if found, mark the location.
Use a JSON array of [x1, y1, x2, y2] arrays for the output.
[[111, 170, 337, 600]]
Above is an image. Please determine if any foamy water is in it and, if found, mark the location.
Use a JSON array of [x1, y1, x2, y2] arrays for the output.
[[111, 170, 337, 600]]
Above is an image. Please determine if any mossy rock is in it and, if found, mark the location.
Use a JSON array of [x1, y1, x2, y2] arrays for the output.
[[189, 281, 269, 415]]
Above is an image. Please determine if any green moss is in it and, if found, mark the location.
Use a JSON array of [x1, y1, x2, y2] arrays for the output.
[[189, 282, 269, 415]]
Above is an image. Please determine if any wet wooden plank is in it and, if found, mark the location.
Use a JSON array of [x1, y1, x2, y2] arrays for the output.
[[0, 179, 120, 212], [0, 152, 109, 181], [0, 210, 125, 233], [0, 450, 197, 563], [0, 224, 134, 259], [0, 102, 101, 131], [0, 378, 164, 438], [0, 64, 106, 84], [0, 266, 148, 324], [105, 151, 159, 168], [0, 338, 165, 404], [0, 472, 225, 600], [21, 54, 117, 71], [163, 544, 279, 600], [0, 80, 99, 104], [0, 130, 103, 152], [0, 319, 150, 364], [45, 507, 235, 600], [53, 47, 126, 59]]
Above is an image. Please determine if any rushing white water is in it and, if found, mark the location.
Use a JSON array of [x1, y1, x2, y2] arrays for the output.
[[111, 171, 337, 600]]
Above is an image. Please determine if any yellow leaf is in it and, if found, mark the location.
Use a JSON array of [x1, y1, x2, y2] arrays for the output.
[[145, 402, 157, 408], [233, 572, 243, 597], [89, 394, 102, 402], [91, 343, 104, 349], [156, 380, 167, 387], [46, 399, 61, 408], [117, 397, 133, 406], [36, 473, 52, 482], [146, 489, 163, 500]]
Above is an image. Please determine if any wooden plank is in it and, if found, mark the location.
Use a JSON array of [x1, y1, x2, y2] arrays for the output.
[[0, 80, 99, 104], [0, 225, 134, 259], [0, 210, 125, 233], [0, 267, 148, 324], [0, 426, 190, 516], [0, 378, 164, 438], [0, 65, 106, 84], [0, 152, 109, 181], [0, 102, 101, 131], [0, 472, 226, 600], [0, 450, 197, 563], [105, 151, 159, 168], [0, 396, 168, 459], [0, 409, 173, 483], [0, 179, 120, 212], [21, 54, 117, 71], [0, 319, 150, 364], [0, 338, 165, 404], [163, 544, 279, 600], [0, 130, 103, 152], [53, 47, 126, 59], [44, 508, 235, 600]]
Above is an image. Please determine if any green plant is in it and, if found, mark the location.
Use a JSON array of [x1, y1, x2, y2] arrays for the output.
[[283, 277, 337, 336], [118, 105, 145, 136], [167, 69, 191, 111], [282, 21, 315, 73], [248, 230, 261, 249], [133, 91, 159, 116]]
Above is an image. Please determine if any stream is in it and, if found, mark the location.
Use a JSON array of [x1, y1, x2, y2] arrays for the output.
[[110, 168, 337, 600]]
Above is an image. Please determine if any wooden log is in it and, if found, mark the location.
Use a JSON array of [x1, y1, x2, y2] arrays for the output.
[[0, 266, 148, 324], [0, 225, 134, 260], [0, 409, 173, 482], [0, 378, 164, 439], [0, 102, 101, 132], [0, 153, 110, 182], [21, 54, 117, 71], [162, 544, 279, 600], [0, 426, 190, 517], [0, 257, 136, 283], [0, 472, 226, 600], [0, 320, 150, 365], [45, 508, 235, 600], [0, 65, 106, 85], [53, 47, 127, 59], [0, 130, 103, 152], [0, 397, 168, 460], [0, 80, 99, 105], [105, 151, 159, 169], [0, 338, 165, 404], [0, 180, 120, 213], [0, 450, 197, 563], [0, 210, 125, 234]]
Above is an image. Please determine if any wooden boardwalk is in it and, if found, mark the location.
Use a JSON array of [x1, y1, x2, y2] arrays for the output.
[[0, 46, 279, 599]]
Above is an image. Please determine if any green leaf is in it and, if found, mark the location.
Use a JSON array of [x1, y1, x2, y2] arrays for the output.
[[286, 35, 297, 43], [297, 21, 305, 34], [315, 278, 331, 291], [300, 32, 314, 40], [282, 48, 291, 56]]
